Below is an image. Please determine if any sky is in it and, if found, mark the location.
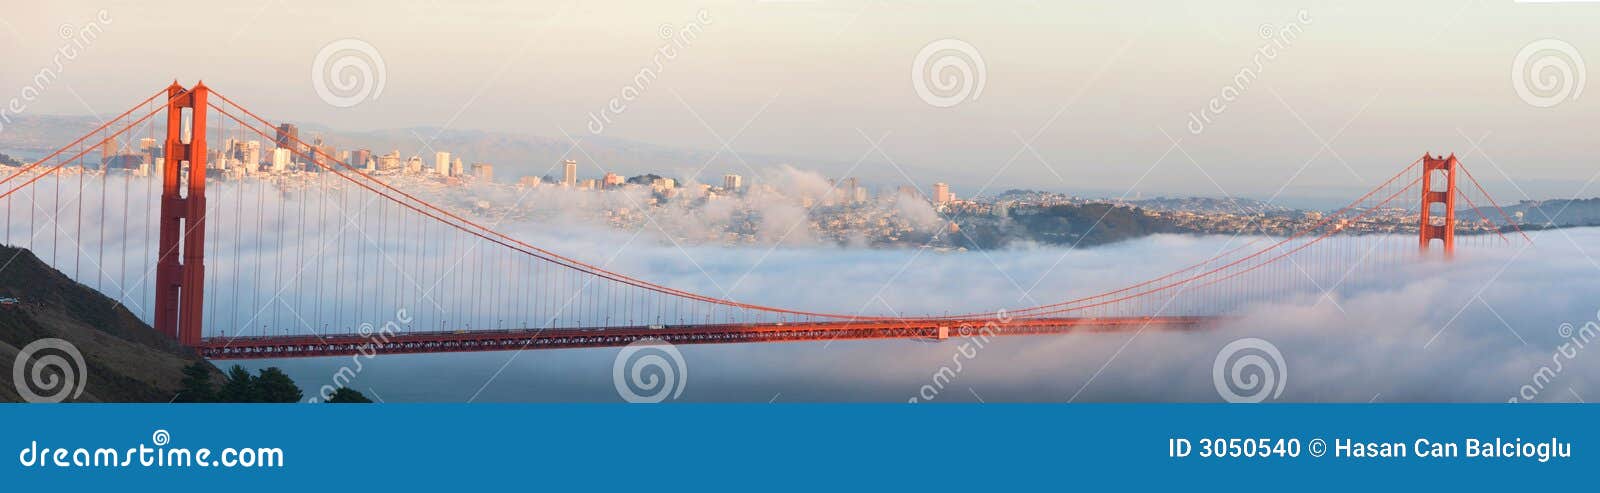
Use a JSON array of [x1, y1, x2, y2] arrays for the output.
[[2, 1, 1597, 202]]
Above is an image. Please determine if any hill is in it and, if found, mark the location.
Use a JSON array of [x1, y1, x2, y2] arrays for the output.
[[1490, 198, 1600, 228], [0, 244, 218, 402], [953, 203, 1189, 249]]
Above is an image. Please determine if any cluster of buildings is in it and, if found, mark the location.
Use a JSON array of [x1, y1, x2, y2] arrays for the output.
[[94, 123, 498, 183]]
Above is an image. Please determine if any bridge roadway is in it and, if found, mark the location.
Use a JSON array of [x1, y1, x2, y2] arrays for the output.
[[196, 316, 1216, 359]]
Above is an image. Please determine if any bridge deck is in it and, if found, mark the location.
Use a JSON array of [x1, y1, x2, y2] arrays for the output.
[[196, 316, 1217, 359]]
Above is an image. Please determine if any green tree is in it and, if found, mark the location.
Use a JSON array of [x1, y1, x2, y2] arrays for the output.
[[325, 387, 373, 403], [217, 364, 257, 402], [254, 367, 303, 403], [174, 362, 216, 403]]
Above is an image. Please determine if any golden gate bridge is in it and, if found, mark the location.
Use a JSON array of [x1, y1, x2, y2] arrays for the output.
[[0, 83, 1529, 360]]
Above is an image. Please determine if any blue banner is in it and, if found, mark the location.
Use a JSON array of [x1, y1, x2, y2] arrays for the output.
[[0, 404, 1590, 490]]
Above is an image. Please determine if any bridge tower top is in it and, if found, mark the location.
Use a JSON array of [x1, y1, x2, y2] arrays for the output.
[[1418, 153, 1457, 259]]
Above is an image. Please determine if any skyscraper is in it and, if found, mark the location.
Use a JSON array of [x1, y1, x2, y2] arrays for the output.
[[379, 151, 401, 171], [471, 163, 494, 181], [722, 173, 743, 190], [563, 159, 578, 186], [451, 157, 464, 177], [274, 123, 299, 152], [322, 144, 338, 170], [307, 136, 329, 172], [352, 149, 372, 171], [435, 151, 451, 176], [98, 138, 121, 168], [240, 140, 261, 173], [932, 182, 952, 205], [271, 148, 291, 172]]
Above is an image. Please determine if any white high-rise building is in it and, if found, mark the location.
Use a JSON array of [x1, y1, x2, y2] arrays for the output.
[[271, 148, 291, 172], [722, 173, 742, 190], [241, 141, 261, 172], [562, 159, 578, 186], [932, 182, 952, 205], [435, 151, 451, 176]]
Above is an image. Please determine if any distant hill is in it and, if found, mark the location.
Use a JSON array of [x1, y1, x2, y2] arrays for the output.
[[1132, 196, 1296, 215], [0, 244, 218, 402], [954, 203, 1189, 250], [1480, 198, 1600, 228]]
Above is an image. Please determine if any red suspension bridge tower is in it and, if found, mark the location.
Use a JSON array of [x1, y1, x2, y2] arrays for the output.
[[1418, 153, 1457, 258], [153, 83, 209, 347]]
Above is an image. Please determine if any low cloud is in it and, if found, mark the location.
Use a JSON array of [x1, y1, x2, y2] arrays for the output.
[[6, 171, 1595, 402]]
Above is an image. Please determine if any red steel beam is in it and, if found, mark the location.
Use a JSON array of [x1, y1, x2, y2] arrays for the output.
[[196, 316, 1216, 360]]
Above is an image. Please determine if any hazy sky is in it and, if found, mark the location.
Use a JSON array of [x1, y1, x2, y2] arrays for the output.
[[2, 1, 1597, 201]]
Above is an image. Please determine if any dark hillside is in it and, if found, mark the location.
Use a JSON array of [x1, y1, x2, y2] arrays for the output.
[[0, 244, 219, 402]]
